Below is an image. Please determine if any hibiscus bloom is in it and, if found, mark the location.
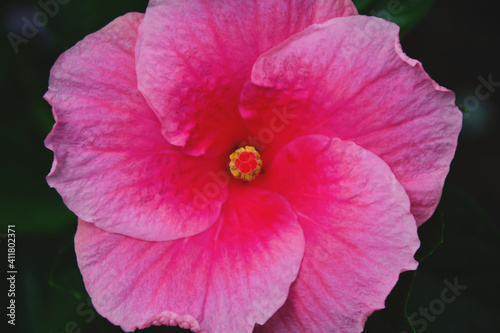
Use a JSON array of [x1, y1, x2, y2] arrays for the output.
[[44, 0, 462, 332]]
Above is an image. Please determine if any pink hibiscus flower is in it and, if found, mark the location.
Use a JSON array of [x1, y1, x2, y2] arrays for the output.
[[44, 0, 462, 332]]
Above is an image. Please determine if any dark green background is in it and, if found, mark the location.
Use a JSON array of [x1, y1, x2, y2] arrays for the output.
[[1, 0, 499, 332]]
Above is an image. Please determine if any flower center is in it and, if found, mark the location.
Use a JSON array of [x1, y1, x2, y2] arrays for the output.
[[229, 146, 262, 181]]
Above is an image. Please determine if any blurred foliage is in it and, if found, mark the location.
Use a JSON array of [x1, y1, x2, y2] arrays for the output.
[[49, 240, 87, 300], [353, 0, 434, 37]]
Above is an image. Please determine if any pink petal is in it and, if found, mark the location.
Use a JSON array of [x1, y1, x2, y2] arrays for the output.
[[75, 186, 304, 333], [135, 0, 357, 156], [256, 135, 419, 332], [240, 15, 462, 225], [44, 13, 227, 241]]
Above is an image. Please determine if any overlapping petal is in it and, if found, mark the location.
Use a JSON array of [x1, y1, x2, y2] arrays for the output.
[[135, 0, 357, 156], [75, 186, 304, 333], [255, 135, 419, 332], [240, 15, 462, 225], [44, 13, 226, 241]]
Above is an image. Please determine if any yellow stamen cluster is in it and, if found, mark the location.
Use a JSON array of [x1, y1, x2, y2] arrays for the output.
[[229, 146, 263, 181]]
